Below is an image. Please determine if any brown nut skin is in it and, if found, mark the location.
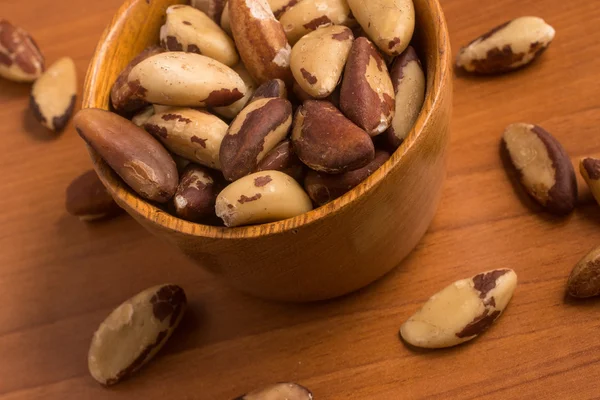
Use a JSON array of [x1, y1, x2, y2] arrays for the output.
[[305, 150, 390, 205], [249, 78, 288, 103], [110, 46, 164, 115], [340, 37, 395, 136], [255, 139, 305, 182], [65, 170, 122, 221], [213, 62, 257, 119], [220, 97, 293, 181], [0, 19, 44, 82], [191, 0, 228, 22], [173, 164, 219, 222], [580, 158, 600, 206], [567, 246, 600, 298], [229, 0, 293, 85], [291, 100, 374, 174], [234, 382, 313, 400], [74, 108, 179, 204], [501, 123, 577, 215]]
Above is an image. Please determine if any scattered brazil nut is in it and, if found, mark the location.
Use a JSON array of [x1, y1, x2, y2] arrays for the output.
[[501, 123, 577, 215], [190, 0, 227, 22], [229, 0, 293, 85], [160, 5, 239, 67], [580, 158, 600, 206], [456, 16, 555, 74], [127, 52, 246, 107], [304, 150, 390, 205], [220, 97, 293, 181], [235, 382, 313, 400], [290, 25, 354, 99], [0, 19, 44, 82], [74, 108, 179, 203], [255, 139, 305, 182], [400, 269, 517, 349], [292, 100, 375, 173], [65, 170, 121, 221], [215, 170, 312, 227], [88, 284, 187, 385], [30, 57, 77, 133], [279, 0, 356, 45], [173, 164, 220, 223], [567, 246, 600, 298], [250, 78, 288, 103], [340, 37, 395, 136], [385, 46, 425, 148], [213, 62, 257, 119], [346, 0, 414, 56], [144, 108, 228, 170]]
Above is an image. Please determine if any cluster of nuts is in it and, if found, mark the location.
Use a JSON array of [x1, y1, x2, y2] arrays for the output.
[[73, 0, 426, 228]]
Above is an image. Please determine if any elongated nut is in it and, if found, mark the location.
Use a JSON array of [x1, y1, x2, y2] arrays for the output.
[[190, 0, 227, 22], [131, 106, 155, 127], [216, 170, 312, 227], [502, 123, 577, 215], [305, 150, 389, 205], [255, 139, 305, 182], [229, 0, 293, 85], [249, 78, 288, 103], [567, 246, 600, 298], [235, 382, 313, 400], [213, 62, 257, 119], [220, 97, 292, 181], [88, 284, 186, 385], [127, 52, 246, 107], [279, 0, 356, 45], [160, 5, 239, 67], [29, 57, 77, 132], [580, 158, 600, 206], [401, 269, 517, 349], [110, 46, 164, 115], [144, 108, 228, 170], [347, 0, 414, 56], [0, 19, 44, 82], [456, 16, 555, 74], [292, 100, 374, 173], [268, 0, 299, 18], [340, 37, 395, 136], [291, 25, 354, 98], [74, 109, 178, 203], [173, 165, 219, 222], [385, 46, 425, 148], [65, 170, 121, 221]]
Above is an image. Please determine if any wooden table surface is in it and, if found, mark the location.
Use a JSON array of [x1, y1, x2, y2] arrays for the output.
[[2, 0, 600, 398]]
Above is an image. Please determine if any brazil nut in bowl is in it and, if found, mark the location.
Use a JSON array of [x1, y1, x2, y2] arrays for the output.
[[80, 0, 452, 302]]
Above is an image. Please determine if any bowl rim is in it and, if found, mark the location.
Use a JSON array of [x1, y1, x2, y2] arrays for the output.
[[83, 0, 451, 240]]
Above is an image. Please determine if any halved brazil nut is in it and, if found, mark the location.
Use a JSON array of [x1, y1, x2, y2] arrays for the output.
[[65, 170, 121, 221], [213, 62, 257, 119], [0, 19, 44, 82], [250, 78, 288, 103], [220, 97, 293, 181], [347, 0, 414, 56], [88, 284, 187, 385], [580, 158, 600, 206], [173, 164, 220, 223], [29, 57, 77, 132], [216, 170, 312, 227], [456, 16, 555, 74], [340, 37, 395, 136], [160, 5, 239, 66], [292, 100, 374, 173], [400, 269, 517, 349], [127, 52, 246, 107], [190, 0, 227, 22], [74, 108, 178, 203], [235, 382, 313, 400], [255, 139, 305, 182], [502, 123, 577, 215], [385, 46, 425, 149], [567, 246, 600, 298], [144, 108, 228, 170], [291, 25, 354, 98], [229, 0, 293, 85]]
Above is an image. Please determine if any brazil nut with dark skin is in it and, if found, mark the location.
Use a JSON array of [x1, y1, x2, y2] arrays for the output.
[[65, 170, 122, 221], [220, 97, 293, 181], [255, 139, 305, 182], [74, 108, 179, 203], [250, 79, 288, 103], [580, 158, 600, 206], [292, 100, 374, 174], [0, 19, 45, 82], [173, 165, 219, 223]]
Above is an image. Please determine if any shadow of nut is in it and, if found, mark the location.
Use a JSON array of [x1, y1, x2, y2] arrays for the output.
[[88, 284, 187, 386], [65, 170, 122, 222]]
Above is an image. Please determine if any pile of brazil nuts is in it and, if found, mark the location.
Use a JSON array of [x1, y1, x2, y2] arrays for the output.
[[74, 0, 426, 228]]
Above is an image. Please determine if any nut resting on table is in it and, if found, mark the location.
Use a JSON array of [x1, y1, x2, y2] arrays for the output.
[[74, 0, 425, 228]]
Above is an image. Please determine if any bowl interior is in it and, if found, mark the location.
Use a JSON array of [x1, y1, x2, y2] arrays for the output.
[[83, 0, 451, 239]]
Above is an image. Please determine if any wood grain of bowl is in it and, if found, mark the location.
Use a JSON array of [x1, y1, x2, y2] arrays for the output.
[[82, 0, 452, 302]]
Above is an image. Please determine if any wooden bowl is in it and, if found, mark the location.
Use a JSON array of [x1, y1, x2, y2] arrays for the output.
[[82, 0, 452, 302]]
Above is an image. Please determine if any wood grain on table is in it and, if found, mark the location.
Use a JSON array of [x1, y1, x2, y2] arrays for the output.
[[1, 0, 600, 398]]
